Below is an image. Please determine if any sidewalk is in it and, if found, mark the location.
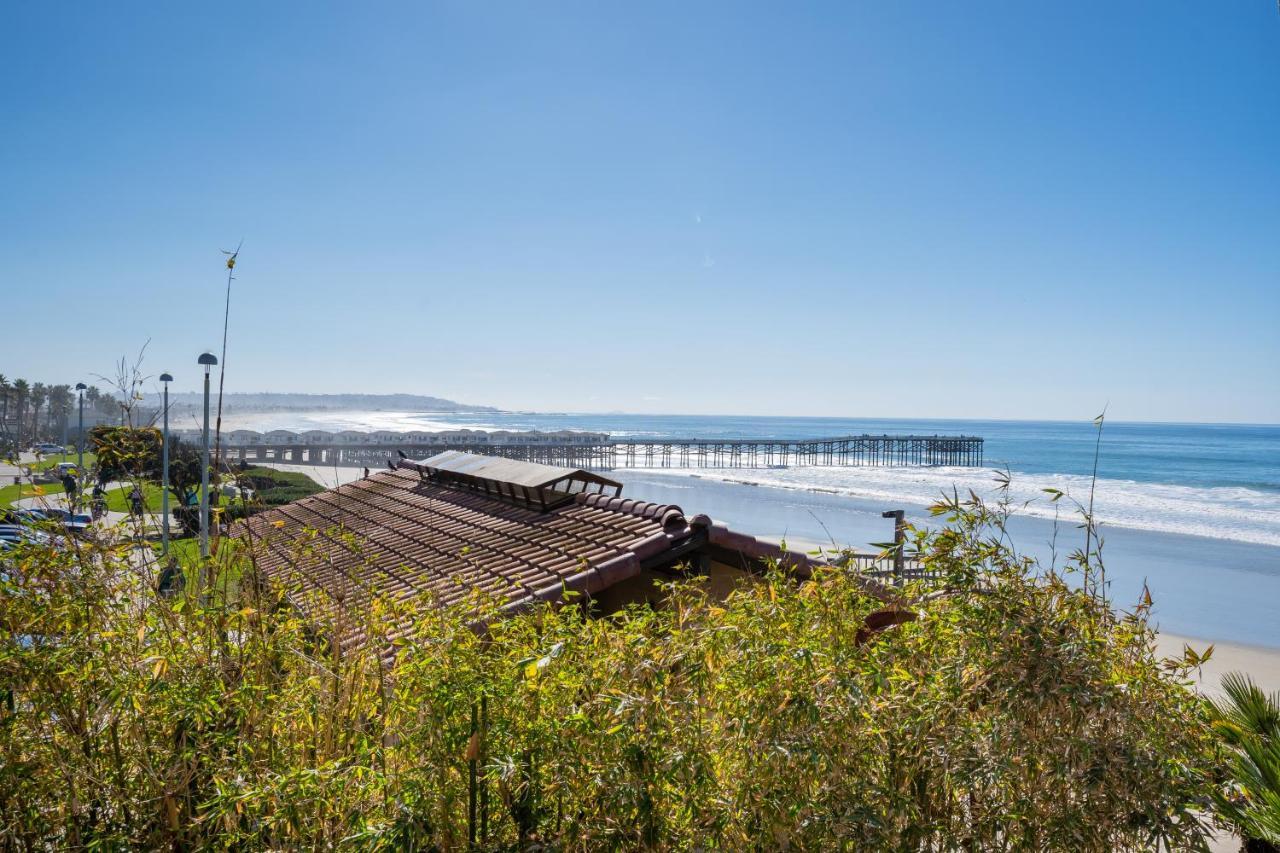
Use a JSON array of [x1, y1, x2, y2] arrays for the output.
[[0, 451, 31, 482]]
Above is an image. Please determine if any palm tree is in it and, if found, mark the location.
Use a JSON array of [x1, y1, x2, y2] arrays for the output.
[[85, 385, 106, 420], [1209, 672, 1280, 851], [0, 374, 10, 435], [47, 384, 73, 443], [12, 379, 29, 449], [29, 383, 47, 444], [91, 386, 118, 417]]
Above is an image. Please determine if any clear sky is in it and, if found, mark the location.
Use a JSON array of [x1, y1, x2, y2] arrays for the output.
[[3, 2, 1277, 422]]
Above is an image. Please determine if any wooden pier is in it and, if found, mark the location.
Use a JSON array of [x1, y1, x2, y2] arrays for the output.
[[229, 434, 984, 470]]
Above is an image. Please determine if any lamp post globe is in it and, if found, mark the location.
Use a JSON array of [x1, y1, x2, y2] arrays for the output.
[[197, 354, 218, 560]]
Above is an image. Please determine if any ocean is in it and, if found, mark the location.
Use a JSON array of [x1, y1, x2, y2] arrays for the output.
[[225, 411, 1280, 647]]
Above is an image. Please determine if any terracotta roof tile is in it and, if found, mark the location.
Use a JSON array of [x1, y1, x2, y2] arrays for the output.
[[230, 458, 877, 659], [236, 468, 697, 651]]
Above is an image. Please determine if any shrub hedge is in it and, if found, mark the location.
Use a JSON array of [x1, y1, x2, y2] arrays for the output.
[[0, 492, 1222, 849]]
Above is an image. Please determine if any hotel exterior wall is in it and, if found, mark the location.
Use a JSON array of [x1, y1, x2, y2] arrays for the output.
[[585, 561, 757, 614]]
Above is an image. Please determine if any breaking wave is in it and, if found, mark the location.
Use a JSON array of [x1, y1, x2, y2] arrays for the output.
[[627, 465, 1280, 548]]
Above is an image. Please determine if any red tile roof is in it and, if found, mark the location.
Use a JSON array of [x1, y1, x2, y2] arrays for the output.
[[237, 467, 709, 649], [233, 459, 857, 656]]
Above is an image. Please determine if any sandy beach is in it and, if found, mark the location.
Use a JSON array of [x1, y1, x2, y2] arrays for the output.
[[1158, 633, 1280, 696]]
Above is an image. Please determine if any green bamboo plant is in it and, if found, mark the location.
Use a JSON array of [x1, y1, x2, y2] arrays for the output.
[[0, 486, 1224, 849]]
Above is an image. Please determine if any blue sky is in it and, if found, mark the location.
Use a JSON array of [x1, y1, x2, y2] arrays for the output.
[[3, 2, 1277, 422]]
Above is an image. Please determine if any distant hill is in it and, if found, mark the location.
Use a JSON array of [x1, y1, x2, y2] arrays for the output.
[[163, 392, 499, 413]]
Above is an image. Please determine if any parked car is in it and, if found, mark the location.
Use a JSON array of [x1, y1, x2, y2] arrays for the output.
[[0, 508, 49, 525], [1, 504, 80, 532], [55, 462, 80, 476], [38, 507, 92, 535], [0, 524, 53, 550], [33, 443, 65, 455]]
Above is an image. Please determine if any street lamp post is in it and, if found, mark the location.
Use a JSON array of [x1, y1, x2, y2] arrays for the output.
[[198, 353, 218, 559], [74, 382, 86, 470], [75, 383, 87, 511], [159, 373, 173, 558]]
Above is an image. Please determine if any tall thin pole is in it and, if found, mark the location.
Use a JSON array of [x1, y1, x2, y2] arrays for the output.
[[161, 378, 171, 557], [1083, 407, 1107, 599], [201, 363, 212, 559], [76, 391, 84, 472], [213, 244, 239, 485], [75, 383, 86, 511]]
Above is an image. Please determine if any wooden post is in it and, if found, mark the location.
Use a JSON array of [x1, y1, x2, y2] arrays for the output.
[[480, 695, 489, 843], [882, 509, 906, 585]]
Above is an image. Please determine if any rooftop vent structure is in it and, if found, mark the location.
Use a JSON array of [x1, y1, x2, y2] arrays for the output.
[[397, 450, 623, 511]]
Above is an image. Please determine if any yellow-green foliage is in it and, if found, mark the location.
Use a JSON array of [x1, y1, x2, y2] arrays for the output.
[[1208, 673, 1280, 845], [89, 425, 162, 480], [0, 498, 1219, 850]]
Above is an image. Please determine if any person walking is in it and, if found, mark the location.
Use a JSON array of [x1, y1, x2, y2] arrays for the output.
[[157, 557, 185, 597], [61, 472, 78, 509]]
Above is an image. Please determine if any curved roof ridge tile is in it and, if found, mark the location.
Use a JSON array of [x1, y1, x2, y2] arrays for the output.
[[577, 492, 686, 526]]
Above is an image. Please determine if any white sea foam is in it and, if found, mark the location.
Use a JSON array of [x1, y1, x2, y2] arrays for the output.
[[623, 466, 1280, 548]]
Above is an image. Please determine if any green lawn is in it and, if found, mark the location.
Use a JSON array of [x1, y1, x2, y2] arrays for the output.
[[154, 536, 201, 565], [25, 451, 98, 473], [102, 482, 169, 513], [236, 466, 324, 505], [2, 462, 322, 516], [150, 533, 249, 604], [0, 478, 168, 512], [0, 452, 95, 507], [0, 481, 67, 508]]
